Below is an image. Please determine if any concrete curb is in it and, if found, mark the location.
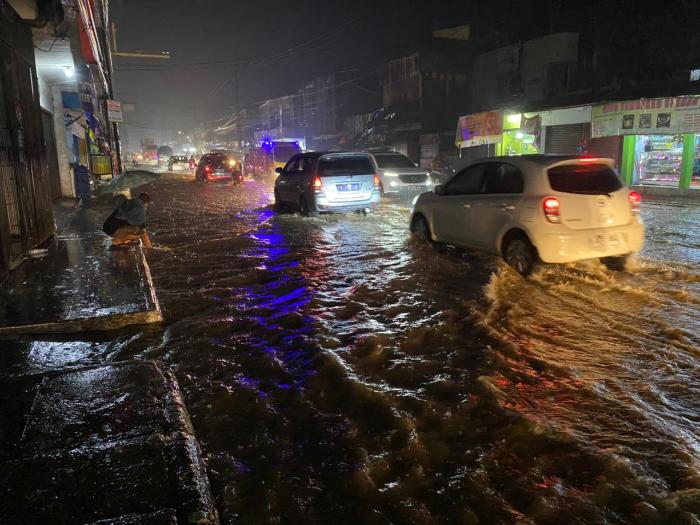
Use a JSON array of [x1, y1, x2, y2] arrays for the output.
[[0, 244, 163, 335], [0, 360, 219, 524], [631, 185, 700, 202]]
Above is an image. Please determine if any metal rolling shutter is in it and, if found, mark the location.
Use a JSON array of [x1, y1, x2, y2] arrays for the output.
[[589, 136, 622, 168], [545, 123, 590, 154]]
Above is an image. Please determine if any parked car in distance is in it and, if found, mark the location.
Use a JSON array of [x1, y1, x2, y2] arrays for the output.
[[168, 155, 189, 171], [274, 152, 381, 216], [410, 155, 645, 276], [368, 151, 433, 194], [195, 153, 243, 183]]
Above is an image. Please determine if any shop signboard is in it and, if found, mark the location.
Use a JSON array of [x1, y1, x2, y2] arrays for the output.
[[592, 96, 700, 138], [456, 111, 503, 148], [106, 100, 123, 122]]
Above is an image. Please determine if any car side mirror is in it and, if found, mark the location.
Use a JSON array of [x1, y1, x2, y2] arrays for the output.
[[434, 184, 445, 196], [275, 167, 283, 174]]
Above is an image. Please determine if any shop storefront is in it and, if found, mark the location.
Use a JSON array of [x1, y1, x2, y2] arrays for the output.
[[497, 113, 539, 156], [592, 96, 700, 189], [456, 107, 592, 159]]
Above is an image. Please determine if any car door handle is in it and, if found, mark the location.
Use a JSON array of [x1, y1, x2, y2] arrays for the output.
[[500, 205, 516, 211], [463, 204, 471, 208]]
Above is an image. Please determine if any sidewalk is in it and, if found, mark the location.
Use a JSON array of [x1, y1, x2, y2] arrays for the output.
[[0, 198, 219, 522], [0, 360, 219, 524], [0, 199, 162, 335], [630, 184, 700, 201]]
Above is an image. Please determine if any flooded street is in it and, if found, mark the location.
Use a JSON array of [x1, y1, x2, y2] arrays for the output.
[[121, 174, 699, 524]]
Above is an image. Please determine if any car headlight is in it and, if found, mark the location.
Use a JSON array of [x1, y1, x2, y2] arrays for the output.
[[384, 171, 398, 177]]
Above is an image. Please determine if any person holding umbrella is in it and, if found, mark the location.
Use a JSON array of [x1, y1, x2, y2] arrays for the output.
[[103, 193, 153, 249]]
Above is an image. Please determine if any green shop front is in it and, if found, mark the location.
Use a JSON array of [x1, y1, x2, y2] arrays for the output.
[[592, 96, 700, 189], [456, 107, 592, 160]]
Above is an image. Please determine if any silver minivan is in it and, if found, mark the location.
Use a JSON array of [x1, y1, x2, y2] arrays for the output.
[[274, 152, 381, 216]]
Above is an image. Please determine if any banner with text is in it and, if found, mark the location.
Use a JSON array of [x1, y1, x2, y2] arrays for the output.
[[106, 100, 123, 123], [456, 111, 503, 148], [592, 96, 700, 138]]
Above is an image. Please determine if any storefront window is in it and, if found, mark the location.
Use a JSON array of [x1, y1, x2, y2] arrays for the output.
[[693, 134, 700, 189], [497, 130, 538, 156], [634, 135, 683, 186]]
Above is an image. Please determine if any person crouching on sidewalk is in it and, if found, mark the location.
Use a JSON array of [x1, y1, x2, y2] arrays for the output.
[[103, 193, 153, 249]]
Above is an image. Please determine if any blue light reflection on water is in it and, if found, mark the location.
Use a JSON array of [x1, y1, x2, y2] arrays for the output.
[[229, 207, 318, 394]]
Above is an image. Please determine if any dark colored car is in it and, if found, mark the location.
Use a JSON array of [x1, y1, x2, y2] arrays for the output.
[[167, 155, 189, 171], [195, 153, 243, 183]]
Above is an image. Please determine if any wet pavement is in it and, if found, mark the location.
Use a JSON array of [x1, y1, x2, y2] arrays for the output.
[[6, 173, 700, 523], [0, 361, 218, 524], [0, 203, 161, 334]]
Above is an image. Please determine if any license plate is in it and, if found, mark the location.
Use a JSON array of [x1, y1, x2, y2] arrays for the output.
[[407, 184, 425, 191], [590, 233, 620, 248], [337, 183, 360, 192]]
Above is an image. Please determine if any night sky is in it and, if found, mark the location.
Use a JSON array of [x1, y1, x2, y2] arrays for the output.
[[110, 0, 468, 148]]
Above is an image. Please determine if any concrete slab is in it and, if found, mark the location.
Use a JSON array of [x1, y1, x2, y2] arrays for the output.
[[0, 205, 162, 335], [0, 361, 219, 524]]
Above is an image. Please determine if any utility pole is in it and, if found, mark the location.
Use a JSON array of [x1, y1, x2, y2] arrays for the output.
[[109, 21, 171, 169]]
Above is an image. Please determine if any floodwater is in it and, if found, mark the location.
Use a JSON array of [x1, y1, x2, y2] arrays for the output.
[[125, 174, 699, 524]]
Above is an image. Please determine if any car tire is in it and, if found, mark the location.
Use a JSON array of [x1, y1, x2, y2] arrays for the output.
[[274, 190, 285, 213], [503, 235, 540, 277], [300, 197, 316, 217], [410, 214, 431, 242], [601, 255, 629, 272], [410, 214, 444, 251]]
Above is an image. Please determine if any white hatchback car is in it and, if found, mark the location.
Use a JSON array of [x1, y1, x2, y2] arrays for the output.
[[410, 155, 644, 275]]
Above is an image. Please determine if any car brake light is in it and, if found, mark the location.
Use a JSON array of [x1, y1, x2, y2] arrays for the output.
[[543, 197, 561, 223], [628, 191, 642, 213], [204, 165, 211, 172], [373, 174, 381, 188], [579, 157, 600, 163], [312, 176, 322, 191]]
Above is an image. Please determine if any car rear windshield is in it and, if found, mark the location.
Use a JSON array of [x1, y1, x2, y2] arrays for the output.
[[374, 154, 415, 169], [206, 154, 229, 168], [318, 156, 373, 176], [548, 163, 623, 195]]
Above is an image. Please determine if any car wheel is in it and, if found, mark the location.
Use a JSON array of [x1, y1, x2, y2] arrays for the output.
[[410, 214, 432, 242], [411, 215, 444, 251], [300, 197, 316, 217], [601, 255, 629, 271], [274, 190, 286, 213], [503, 236, 539, 277]]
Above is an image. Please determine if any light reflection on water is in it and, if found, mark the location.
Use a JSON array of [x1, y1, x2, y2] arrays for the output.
[[134, 178, 700, 523]]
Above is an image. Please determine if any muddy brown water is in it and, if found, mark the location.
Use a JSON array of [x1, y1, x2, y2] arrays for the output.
[[67, 175, 700, 523]]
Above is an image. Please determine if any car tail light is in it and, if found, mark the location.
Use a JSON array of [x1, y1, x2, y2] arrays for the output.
[[373, 174, 381, 188], [543, 197, 561, 223], [312, 176, 322, 191], [628, 191, 642, 214], [578, 157, 600, 163], [204, 165, 211, 173]]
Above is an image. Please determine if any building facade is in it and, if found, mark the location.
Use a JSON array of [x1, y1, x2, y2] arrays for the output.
[[454, 1, 700, 191], [1, 0, 121, 275]]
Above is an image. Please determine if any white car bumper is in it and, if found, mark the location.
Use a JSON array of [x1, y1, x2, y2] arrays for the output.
[[532, 222, 645, 264]]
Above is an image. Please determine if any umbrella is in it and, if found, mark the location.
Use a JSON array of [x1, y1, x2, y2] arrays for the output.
[[99, 170, 161, 193]]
